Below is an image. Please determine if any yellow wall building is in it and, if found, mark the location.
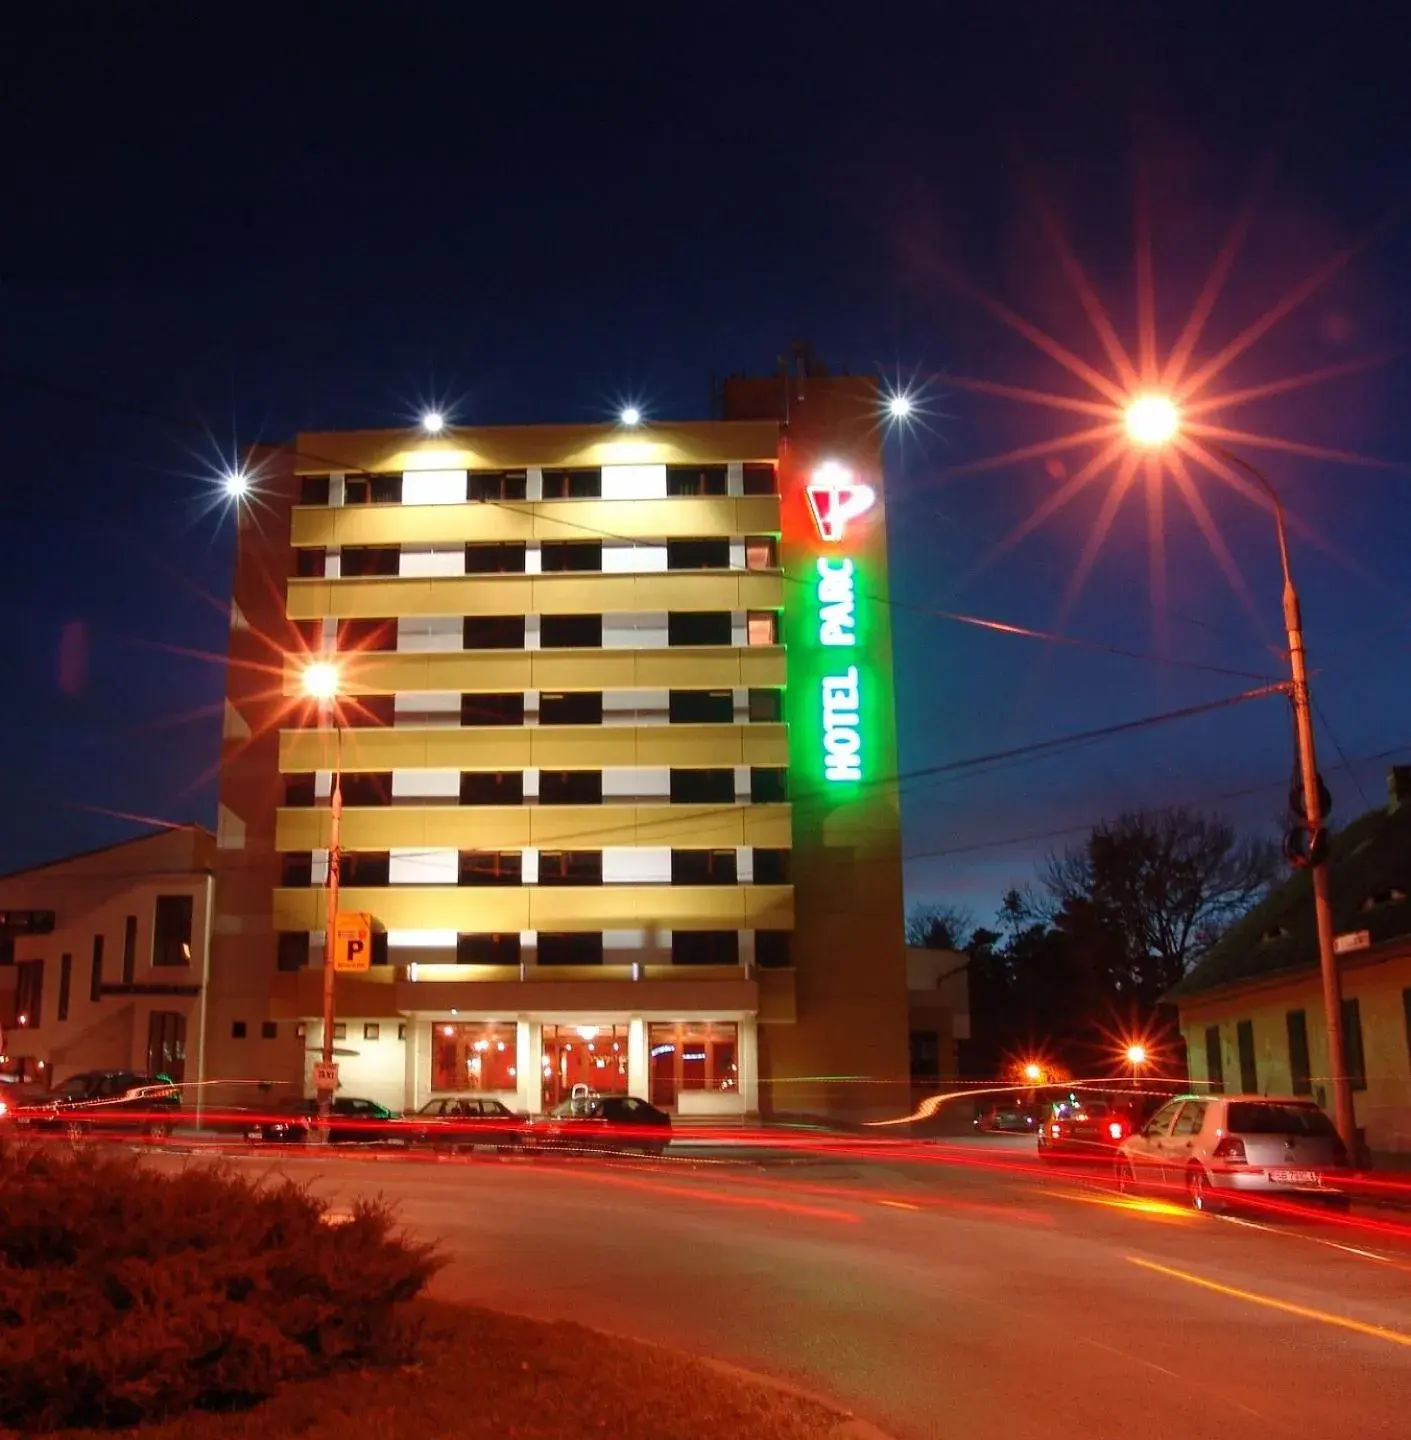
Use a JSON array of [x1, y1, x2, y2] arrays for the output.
[[205, 373, 910, 1120], [1168, 768, 1411, 1160]]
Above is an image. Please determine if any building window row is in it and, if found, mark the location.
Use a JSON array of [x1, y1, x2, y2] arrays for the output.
[[1202, 1003, 1370, 1100], [280, 847, 789, 888], [275, 928, 790, 973], [298, 464, 777, 510], [296, 536, 780, 581]]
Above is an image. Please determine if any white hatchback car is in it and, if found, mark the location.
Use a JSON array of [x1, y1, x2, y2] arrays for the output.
[[1115, 1094, 1351, 1211]]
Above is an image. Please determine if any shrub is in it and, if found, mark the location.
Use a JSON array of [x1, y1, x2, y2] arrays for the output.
[[0, 1143, 442, 1432]]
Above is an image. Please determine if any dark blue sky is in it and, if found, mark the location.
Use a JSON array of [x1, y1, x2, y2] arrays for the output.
[[3, 3, 1409, 926]]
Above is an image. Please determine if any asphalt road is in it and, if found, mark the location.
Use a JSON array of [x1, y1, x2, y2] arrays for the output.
[[214, 1135, 1411, 1440]]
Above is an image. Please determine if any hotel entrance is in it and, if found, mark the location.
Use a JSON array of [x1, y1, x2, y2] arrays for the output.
[[648, 1021, 739, 1109], [540, 1024, 630, 1110]]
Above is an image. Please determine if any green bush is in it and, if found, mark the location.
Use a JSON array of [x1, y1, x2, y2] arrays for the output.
[[0, 1143, 442, 1432]]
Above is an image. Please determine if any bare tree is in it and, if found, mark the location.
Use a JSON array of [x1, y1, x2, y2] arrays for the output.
[[905, 903, 975, 951], [1041, 807, 1280, 991]]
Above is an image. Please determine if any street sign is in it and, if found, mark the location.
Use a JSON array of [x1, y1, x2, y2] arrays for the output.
[[1334, 929, 1371, 955], [333, 912, 372, 972], [312, 1061, 339, 1092]]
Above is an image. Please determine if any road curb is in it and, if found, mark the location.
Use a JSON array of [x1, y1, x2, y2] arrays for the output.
[[691, 1353, 900, 1439]]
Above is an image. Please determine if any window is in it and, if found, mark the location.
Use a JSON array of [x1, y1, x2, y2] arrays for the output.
[[371, 930, 390, 966], [340, 773, 393, 806], [344, 852, 390, 886], [340, 545, 400, 578], [1171, 1101, 1207, 1137], [671, 768, 734, 803], [57, 953, 72, 1021], [1236, 1019, 1257, 1094], [1143, 1100, 1184, 1137], [369, 473, 403, 504], [344, 477, 370, 505], [460, 770, 525, 805], [539, 851, 603, 885], [300, 475, 331, 506], [541, 469, 601, 499], [276, 932, 310, 972], [296, 548, 327, 579], [15, 960, 44, 1028], [458, 851, 523, 885], [910, 1030, 941, 1082], [338, 620, 397, 657], [465, 542, 527, 574], [648, 1021, 737, 1107], [1286, 1009, 1313, 1095], [285, 774, 316, 808], [152, 896, 194, 967], [1227, 1101, 1337, 1136], [671, 849, 738, 885], [261, 1021, 278, 1040], [364, 1023, 381, 1041], [1203, 1025, 1224, 1093], [537, 932, 603, 965], [668, 611, 731, 646], [398, 1023, 408, 1040], [669, 690, 733, 724], [747, 611, 778, 646], [540, 770, 602, 804], [542, 541, 602, 572], [752, 848, 790, 884], [122, 914, 138, 984], [742, 463, 777, 495], [541, 614, 602, 648], [90, 935, 104, 1002], [282, 852, 314, 887], [468, 471, 528, 502], [147, 1011, 187, 1082], [456, 933, 522, 964], [333, 1023, 347, 1041], [1341, 997, 1368, 1091], [750, 767, 788, 803], [670, 931, 740, 965], [667, 538, 730, 570], [231, 1021, 247, 1039], [541, 692, 603, 725], [463, 614, 526, 649], [745, 536, 777, 570], [345, 693, 394, 727], [431, 1021, 518, 1091], [666, 465, 727, 496], [462, 692, 525, 726], [755, 931, 791, 968], [747, 688, 782, 723]]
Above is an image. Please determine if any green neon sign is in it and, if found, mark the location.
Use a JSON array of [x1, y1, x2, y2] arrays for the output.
[[817, 557, 862, 783]]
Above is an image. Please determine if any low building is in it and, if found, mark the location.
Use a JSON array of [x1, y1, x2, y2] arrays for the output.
[[1166, 767, 1411, 1160], [0, 828, 216, 1097], [906, 946, 970, 1088]]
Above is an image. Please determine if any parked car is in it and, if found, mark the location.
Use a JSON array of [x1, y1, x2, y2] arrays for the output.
[[1037, 1090, 1167, 1163], [974, 1103, 1038, 1133], [1115, 1094, 1351, 1211], [245, 1096, 402, 1146], [11, 1071, 181, 1141], [405, 1096, 524, 1152], [525, 1091, 672, 1157]]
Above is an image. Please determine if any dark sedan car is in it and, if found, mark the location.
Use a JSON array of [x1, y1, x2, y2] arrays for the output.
[[1037, 1091, 1167, 1163], [245, 1096, 401, 1145], [405, 1096, 524, 1153], [12, 1071, 181, 1141], [526, 1092, 671, 1157], [974, 1103, 1039, 1134]]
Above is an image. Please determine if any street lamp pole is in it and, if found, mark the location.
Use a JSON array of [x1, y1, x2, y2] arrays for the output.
[[319, 715, 343, 1124], [1210, 446, 1356, 1158]]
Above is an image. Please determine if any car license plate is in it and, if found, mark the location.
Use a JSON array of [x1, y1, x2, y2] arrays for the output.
[[1269, 1168, 1321, 1186], [246, 1128, 263, 1140]]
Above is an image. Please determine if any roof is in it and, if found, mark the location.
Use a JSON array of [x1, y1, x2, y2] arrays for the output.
[[1167, 787, 1411, 1004], [0, 824, 214, 886]]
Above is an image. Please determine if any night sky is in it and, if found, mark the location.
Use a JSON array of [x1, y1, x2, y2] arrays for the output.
[[3, 3, 1409, 927]]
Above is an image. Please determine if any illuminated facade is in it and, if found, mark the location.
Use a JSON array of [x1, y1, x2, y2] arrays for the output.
[[208, 372, 908, 1118]]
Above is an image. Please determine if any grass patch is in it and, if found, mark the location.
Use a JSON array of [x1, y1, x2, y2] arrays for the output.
[[34, 1300, 851, 1439]]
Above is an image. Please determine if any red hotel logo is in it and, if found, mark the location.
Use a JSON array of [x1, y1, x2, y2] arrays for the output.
[[806, 461, 876, 543]]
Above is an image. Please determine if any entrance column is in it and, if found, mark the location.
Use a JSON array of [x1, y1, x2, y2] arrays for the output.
[[516, 1019, 541, 1114], [739, 1016, 759, 1116], [627, 1017, 650, 1101], [404, 1021, 427, 1111]]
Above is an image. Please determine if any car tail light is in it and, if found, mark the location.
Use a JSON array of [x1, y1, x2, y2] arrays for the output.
[[1050, 1123, 1061, 1138], [1107, 1120, 1125, 1141], [1212, 1135, 1247, 1164], [0, 1100, 8, 1119]]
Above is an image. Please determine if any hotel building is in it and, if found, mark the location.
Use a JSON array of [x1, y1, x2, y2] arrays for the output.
[[207, 371, 909, 1120]]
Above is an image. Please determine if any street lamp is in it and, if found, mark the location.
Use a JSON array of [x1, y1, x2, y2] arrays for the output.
[[301, 658, 344, 1124], [1023, 1063, 1044, 1084], [421, 410, 446, 435], [1124, 397, 1356, 1156]]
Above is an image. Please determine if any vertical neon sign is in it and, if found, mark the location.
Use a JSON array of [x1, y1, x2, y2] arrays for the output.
[[807, 462, 875, 784]]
